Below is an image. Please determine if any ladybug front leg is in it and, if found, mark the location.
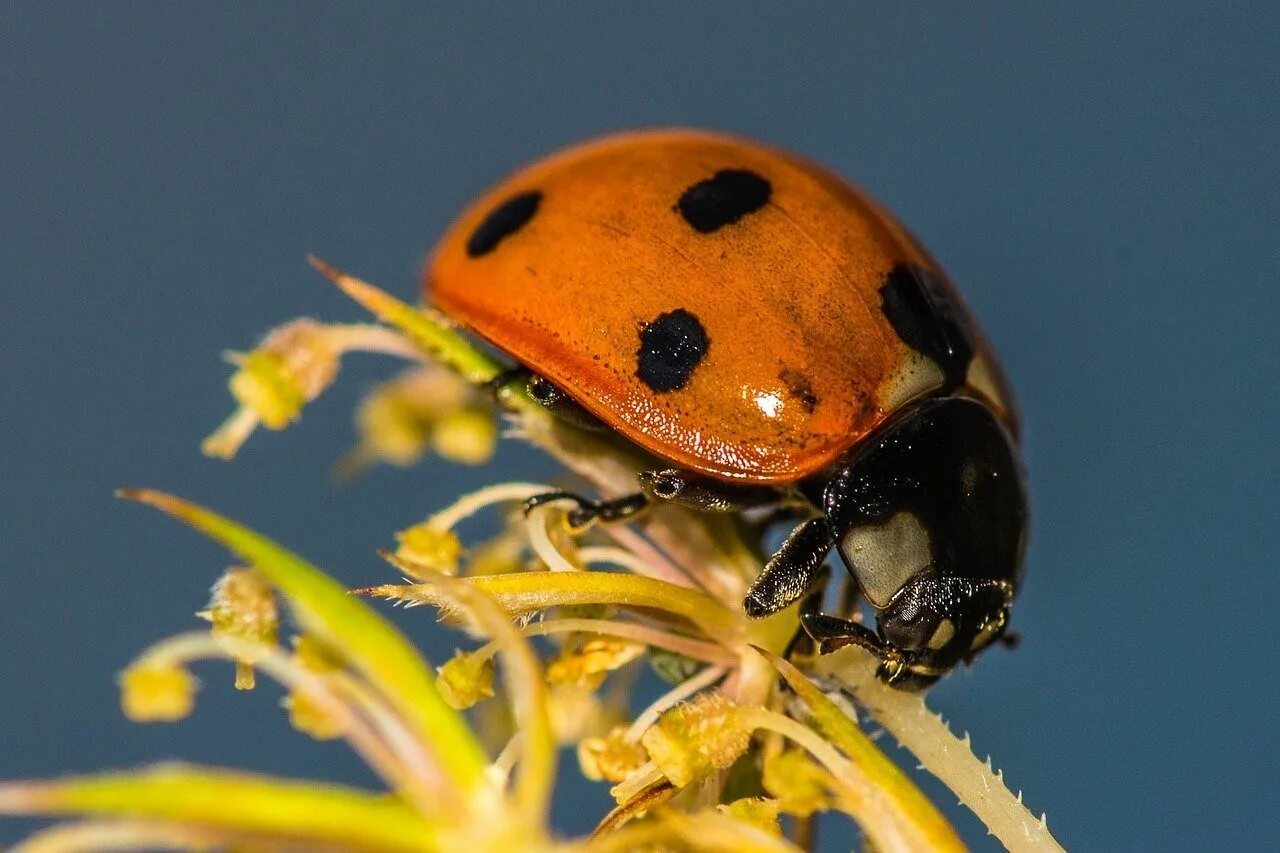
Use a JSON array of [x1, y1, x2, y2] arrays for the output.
[[742, 517, 834, 618]]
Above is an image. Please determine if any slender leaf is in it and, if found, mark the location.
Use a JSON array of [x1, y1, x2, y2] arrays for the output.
[[0, 764, 437, 850], [119, 489, 488, 794]]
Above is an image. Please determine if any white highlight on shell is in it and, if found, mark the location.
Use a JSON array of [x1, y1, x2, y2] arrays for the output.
[[753, 389, 784, 418]]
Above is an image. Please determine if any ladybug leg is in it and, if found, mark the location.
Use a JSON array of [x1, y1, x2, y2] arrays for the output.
[[638, 469, 778, 512], [525, 374, 608, 431], [522, 490, 649, 532], [483, 366, 531, 397], [798, 601, 947, 690], [742, 517, 835, 618], [782, 564, 832, 659], [798, 609, 883, 657]]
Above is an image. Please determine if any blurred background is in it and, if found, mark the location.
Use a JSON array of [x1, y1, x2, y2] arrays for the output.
[[3, 4, 1277, 849]]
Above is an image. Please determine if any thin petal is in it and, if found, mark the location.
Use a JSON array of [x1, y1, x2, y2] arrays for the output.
[[363, 571, 740, 640], [813, 646, 1065, 853]]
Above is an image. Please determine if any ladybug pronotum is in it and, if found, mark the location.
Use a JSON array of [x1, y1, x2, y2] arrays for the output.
[[423, 129, 1028, 689]]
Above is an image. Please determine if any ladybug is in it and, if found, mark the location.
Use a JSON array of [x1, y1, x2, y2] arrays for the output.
[[424, 129, 1027, 689]]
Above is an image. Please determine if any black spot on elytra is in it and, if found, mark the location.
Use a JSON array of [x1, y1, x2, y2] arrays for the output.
[[636, 309, 710, 393], [676, 169, 771, 233], [779, 369, 819, 414], [466, 190, 542, 257], [878, 264, 974, 387]]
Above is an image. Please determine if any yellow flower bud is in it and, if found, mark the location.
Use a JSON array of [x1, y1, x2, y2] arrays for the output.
[[203, 319, 342, 458], [198, 568, 278, 691], [119, 661, 197, 723], [436, 650, 496, 710], [285, 634, 346, 741], [763, 748, 832, 817], [718, 798, 783, 836], [355, 385, 433, 466], [641, 693, 750, 788], [465, 534, 524, 577], [547, 682, 607, 744], [431, 406, 497, 466], [547, 638, 646, 688], [344, 367, 489, 473], [284, 692, 345, 741], [394, 523, 463, 577], [578, 726, 649, 783]]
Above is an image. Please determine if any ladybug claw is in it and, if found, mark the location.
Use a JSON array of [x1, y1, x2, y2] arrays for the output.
[[522, 490, 592, 517]]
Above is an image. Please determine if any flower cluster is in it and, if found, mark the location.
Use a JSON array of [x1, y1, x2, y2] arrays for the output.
[[0, 260, 1061, 852]]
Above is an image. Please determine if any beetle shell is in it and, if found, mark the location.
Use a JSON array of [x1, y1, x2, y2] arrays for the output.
[[424, 129, 1014, 483]]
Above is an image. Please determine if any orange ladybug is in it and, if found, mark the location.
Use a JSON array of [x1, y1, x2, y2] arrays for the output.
[[424, 129, 1027, 689]]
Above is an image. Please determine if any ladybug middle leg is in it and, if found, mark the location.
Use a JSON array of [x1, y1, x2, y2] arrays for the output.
[[522, 490, 649, 532], [522, 469, 778, 532]]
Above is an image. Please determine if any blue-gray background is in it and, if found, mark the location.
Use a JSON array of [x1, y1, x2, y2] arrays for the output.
[[3, 5, 1277, 849]]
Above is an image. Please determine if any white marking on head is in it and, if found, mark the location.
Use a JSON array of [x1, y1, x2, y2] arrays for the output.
[[839, 511, 933, 608], [927, 618, 956, 650]]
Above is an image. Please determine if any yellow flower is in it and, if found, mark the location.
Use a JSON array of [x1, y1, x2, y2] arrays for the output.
[[578, 726, 648, 783], [432, 406, 498, 466], [436, 649, 496, 710], [763, 748, 832, 818], [199, 567, 278, 690], [718, 797, 784, 837], [546, 637, 646, 688], [118, 660, 197, 723], [395, 522, 464, 577], [641, 692, 750, 788], [284, 634, 346, 741]]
